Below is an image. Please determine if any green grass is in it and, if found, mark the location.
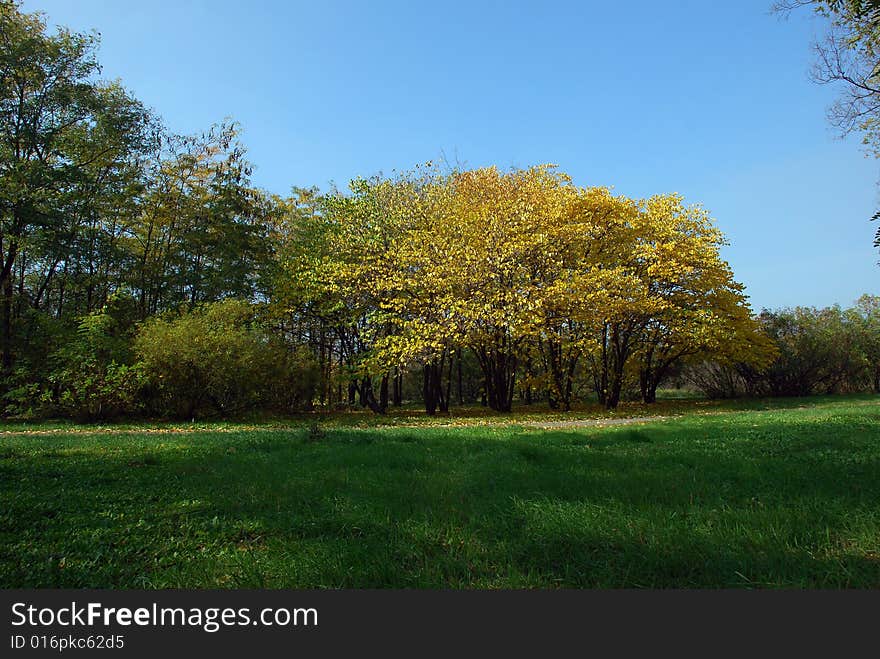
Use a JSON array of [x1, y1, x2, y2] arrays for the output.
[[1, 391, 873, 431], [2, 395, 879, 588]]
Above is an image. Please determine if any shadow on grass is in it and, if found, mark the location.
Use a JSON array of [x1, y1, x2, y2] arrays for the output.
[[1, 407, 879, 588]]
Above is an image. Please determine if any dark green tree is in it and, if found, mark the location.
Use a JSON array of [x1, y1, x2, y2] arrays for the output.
[[0, 1, 151, 371]]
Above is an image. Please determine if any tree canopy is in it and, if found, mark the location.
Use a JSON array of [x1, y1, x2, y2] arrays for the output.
[[2, 1, 866, 420], [275, 164, 774, 412]]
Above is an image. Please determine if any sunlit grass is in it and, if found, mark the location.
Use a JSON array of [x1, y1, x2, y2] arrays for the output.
[[1, 395, 878, 588]]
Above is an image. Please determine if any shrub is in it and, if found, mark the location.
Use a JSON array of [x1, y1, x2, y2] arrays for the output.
[[758, 307, 869, 396], [1, 295, 144, 420], [46, 295, 144, 420], [684, 361, 762, 398], [135, 299, 317, 418], [686, 301, 878, 399]]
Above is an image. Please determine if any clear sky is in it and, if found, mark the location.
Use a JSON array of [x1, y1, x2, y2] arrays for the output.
[[21, 0, 880, 311]]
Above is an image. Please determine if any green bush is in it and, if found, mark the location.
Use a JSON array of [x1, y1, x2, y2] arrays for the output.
[[46, 295, 143, 421], [50, 362, 144, 421], [686, 298, 880, 399], [758, 306, 869, 396], [259, 344, 320, 413], [1, 295, 143, 420], [134, 299, 317, 418], [2, 310, 70, 417]]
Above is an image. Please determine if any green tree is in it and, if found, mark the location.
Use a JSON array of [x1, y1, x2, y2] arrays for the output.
[[850, 293, 880, 390], [756, 305, 867, 395], [126, 122, 275, 317], [0, 1, 151, 370]]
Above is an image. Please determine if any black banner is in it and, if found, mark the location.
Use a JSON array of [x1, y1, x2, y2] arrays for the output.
[[2, 589, 877, 656]]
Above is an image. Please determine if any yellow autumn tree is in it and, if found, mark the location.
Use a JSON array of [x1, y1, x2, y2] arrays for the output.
[[628, 194, 776, 404], [277, 162, 771, 413], [376, 165, 575, 412]]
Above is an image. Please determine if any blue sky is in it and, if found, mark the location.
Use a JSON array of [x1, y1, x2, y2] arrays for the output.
[[23, 0, 879, 311]]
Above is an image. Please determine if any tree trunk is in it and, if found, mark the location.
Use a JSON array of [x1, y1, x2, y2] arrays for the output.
[[595, 324, 609, 407], [318, 327, 327, 406], [473, 339, 518, 412], [0, 239, 17, 374], [441, 358, 452, 413], [392, 370, 402, 406], [359, 375, 387, 414], [424, 353, 453, 414], [639, 368, 649, 404], [543, 339, 575, 411], [1, 273, 12, 373], [378, 374, 389, 412], [423, 363, 438, 415], [605, 370, 623, 409], [456, 348, 463, 405]]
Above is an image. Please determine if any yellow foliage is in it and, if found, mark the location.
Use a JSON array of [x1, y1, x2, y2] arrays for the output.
[[274, 163, 770, 382]]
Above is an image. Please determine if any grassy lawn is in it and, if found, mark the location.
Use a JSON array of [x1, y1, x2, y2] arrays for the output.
[[1, 395, 879, 588]]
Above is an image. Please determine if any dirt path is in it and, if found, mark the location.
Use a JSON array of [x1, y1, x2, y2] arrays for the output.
[[1, 400, 876, 437], [0, 417, 670, 436], [519, 415, 668, 429]]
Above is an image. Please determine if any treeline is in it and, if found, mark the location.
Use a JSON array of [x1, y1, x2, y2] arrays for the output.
[[0, 3, 291, 418], [688, 298, 880, 398], [1, 2, 876, 421]]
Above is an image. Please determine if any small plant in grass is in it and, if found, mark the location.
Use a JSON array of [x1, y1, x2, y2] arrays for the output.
[[306, 423, 326, 442]]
